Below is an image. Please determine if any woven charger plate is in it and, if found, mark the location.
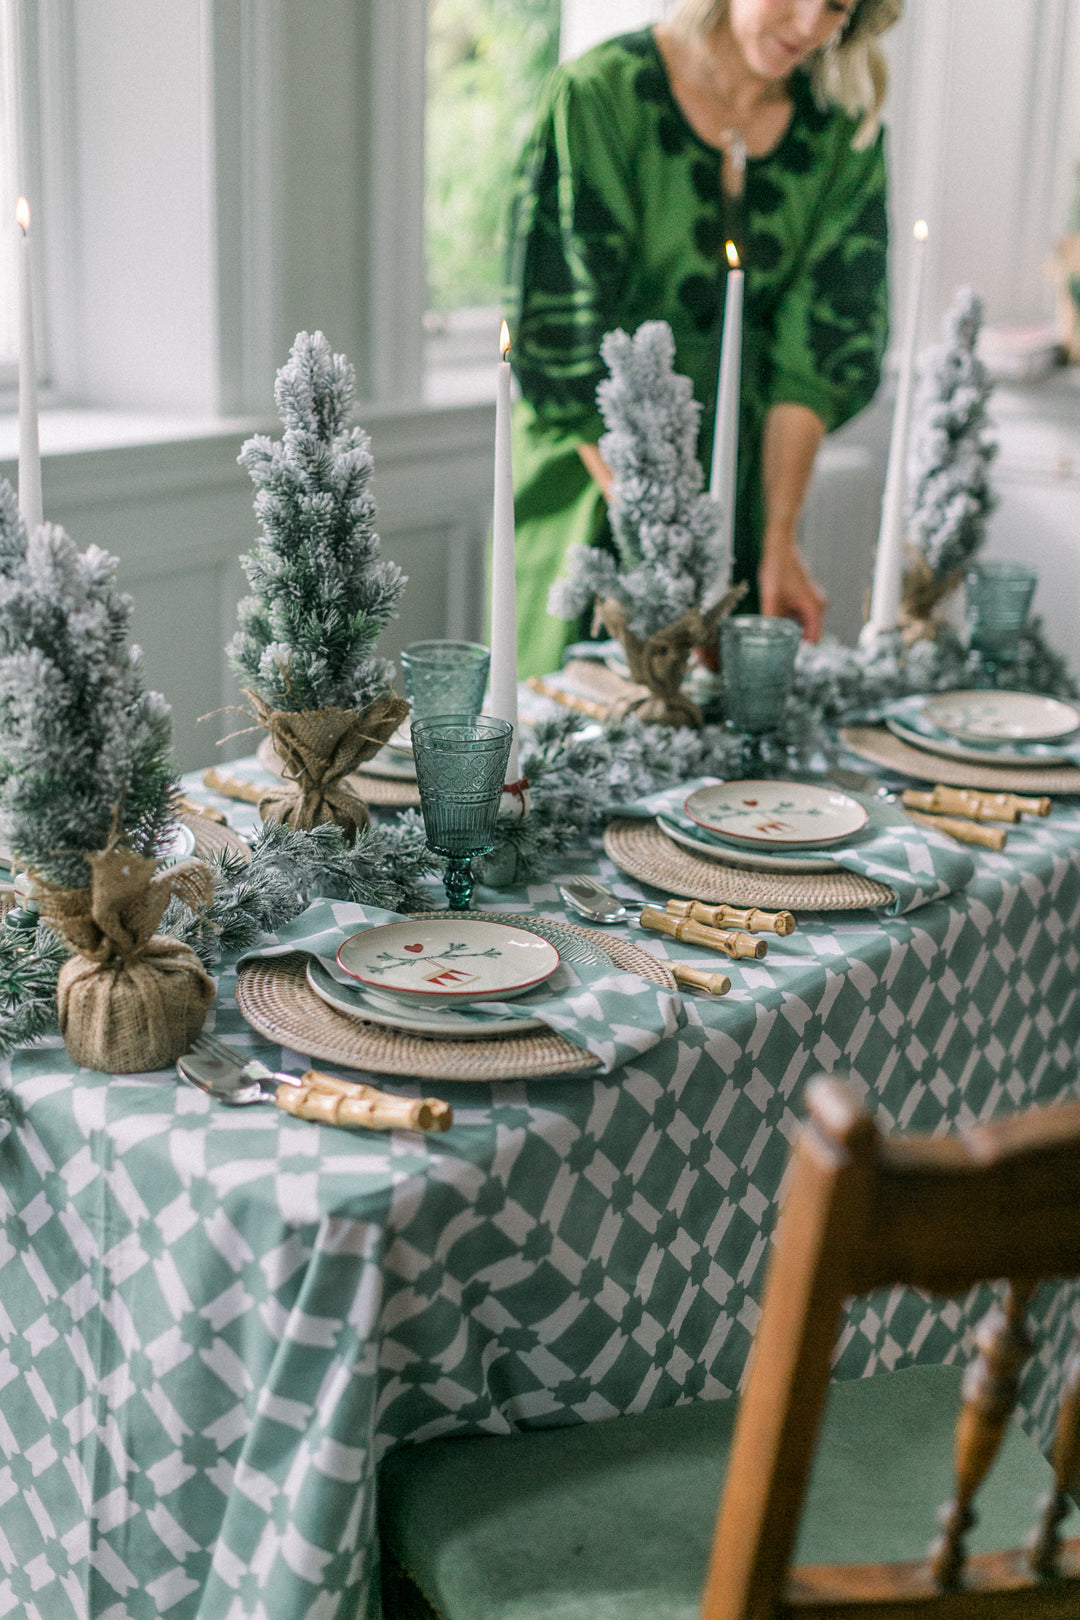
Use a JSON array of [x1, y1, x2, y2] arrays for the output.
[[841, 726, 1080, 794], [256, 735, 420, 809], [179, 814, 252, 863], [234, 914, 676, 1082], [604, 819, 894, 912]]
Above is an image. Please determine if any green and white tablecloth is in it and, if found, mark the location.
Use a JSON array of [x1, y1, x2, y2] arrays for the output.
[[1, 765, 1079, 1619]]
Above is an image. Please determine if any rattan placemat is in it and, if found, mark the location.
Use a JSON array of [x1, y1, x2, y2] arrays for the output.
[[179, 814, 252, 863], [256, 736, 421, 808], [235, 915, 676, 1082], [604, 819, 894, 912], [840, 726, 1080, 794]]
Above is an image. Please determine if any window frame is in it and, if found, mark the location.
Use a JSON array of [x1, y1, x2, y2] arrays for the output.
[[8, 0, 1080, 433]]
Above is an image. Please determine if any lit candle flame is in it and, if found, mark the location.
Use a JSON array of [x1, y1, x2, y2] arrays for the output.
[[913, 219, 928, 242], [499, 319, 511, 359], [725, 240, 740, 269], [15, 197, 30, 234]]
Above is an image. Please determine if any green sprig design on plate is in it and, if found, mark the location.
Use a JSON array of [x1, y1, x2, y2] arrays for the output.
[[367, 942, 503, 975]]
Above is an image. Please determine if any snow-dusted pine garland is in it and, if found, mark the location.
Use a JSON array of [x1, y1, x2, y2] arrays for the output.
[[476, 619, 1076, 884], [549, 322, 730, 639]]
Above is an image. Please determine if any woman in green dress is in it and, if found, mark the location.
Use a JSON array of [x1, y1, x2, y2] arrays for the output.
[[505, 0, 902, 678]]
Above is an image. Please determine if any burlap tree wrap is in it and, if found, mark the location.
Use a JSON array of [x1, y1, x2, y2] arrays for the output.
[[38, 848, 216, 1074], [900, 549, 965, 646], [249, 691, 410, 839], [595, 586, 745, 729]]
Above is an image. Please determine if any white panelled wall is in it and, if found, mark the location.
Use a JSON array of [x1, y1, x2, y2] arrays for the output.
[[1, 1, 1079, 776]]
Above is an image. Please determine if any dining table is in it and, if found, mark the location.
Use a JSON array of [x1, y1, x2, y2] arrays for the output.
[[1, 747, 1079, 1620]]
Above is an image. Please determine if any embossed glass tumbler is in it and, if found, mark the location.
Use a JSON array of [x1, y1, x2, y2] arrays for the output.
[[400, 641, 491, 723], [411, 715, 513, 910], [965, 562, 1037, 686], [720, 615, 801, 770]]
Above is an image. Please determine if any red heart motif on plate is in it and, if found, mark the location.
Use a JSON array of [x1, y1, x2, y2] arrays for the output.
[[403, 943, 424, 953]]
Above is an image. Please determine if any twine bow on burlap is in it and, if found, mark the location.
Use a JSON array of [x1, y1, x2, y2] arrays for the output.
[[37, 847, 216, 1074], [595, 586, 745, 729], [248, 690, 410, 840]]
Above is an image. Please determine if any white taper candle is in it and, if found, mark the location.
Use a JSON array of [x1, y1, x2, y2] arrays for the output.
[[710, 240, 743, 584], [862, 219, 929, 642], [16, 197, 43, 534], [489, 320, 520, 784]]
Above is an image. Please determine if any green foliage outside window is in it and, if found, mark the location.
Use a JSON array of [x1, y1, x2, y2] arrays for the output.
[[426, 0, 560, 314]]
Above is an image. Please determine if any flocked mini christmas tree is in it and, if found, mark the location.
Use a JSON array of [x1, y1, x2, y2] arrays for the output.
[[230, 331, 409, 836], [0, 480, 214, 1071], [902, 287, 998, 628], [548, 321, 741, 726]]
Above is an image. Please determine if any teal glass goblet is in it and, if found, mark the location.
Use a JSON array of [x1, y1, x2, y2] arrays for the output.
[[965, 562, 1037, 687], [411, 715, 513, 911], [720, 615, 802, 774], [400, 641, 490, 723]]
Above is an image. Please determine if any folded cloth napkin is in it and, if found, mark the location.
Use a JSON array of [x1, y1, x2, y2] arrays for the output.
[[881, 694, 1080, 764], [238, 900, 685, 1074], [611, 778, 975, 917]]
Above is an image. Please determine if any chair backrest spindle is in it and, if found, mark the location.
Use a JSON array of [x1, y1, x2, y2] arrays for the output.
[[930, 1280, 1036, 1589], [1029, 1349, 1080, 1576]]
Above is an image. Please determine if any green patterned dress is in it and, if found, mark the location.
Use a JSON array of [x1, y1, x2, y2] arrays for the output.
[[505, 28, 890, 676]]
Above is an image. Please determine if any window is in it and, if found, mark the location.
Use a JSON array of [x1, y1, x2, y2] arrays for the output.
[[424, 0, 560, 399]]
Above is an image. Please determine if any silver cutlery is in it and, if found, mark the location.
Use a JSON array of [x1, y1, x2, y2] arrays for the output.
[[558, 877, 648, 926], [559, 877, 769, 959], [179, 1032, 452, 1132]]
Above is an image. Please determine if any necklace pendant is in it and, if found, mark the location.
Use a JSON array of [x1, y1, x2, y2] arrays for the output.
[[719, 128, 747, 197]]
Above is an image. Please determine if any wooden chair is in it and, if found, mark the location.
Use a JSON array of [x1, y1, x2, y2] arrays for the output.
[[379, 1079, 1080, 1619]]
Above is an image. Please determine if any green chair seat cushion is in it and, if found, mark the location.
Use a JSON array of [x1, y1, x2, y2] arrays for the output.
[[378, 1364, 1078, 1620]]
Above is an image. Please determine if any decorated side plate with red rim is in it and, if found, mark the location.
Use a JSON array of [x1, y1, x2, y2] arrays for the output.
[[336, 918, 561, 1004], [683, 781, 870, 849]]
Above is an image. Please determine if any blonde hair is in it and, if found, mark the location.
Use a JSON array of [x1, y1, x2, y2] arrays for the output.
[[666, 0, 902, 150]]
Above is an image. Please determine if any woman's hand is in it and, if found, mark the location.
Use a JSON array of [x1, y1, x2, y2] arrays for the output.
[[758, 536, 827, 642], [758, 402, 829, 640], [578, 443, 614, 500]]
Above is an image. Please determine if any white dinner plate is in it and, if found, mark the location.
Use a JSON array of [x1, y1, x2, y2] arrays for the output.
[[0, 820, 198, 876], [885, 713, 1074, 767], [306, 960, 544, 1039], [657, 814, 842, 874], [923, 691, 1080, 744], [336, 917, 561, 1003], [360, 746, 418, 781], [161, 822, 198, 863], [385, 719, 414, 755], [683, 780, 869, 849]]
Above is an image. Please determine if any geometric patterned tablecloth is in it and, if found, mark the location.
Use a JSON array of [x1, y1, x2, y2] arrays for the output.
[[1, 791, 1079, 1619]]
